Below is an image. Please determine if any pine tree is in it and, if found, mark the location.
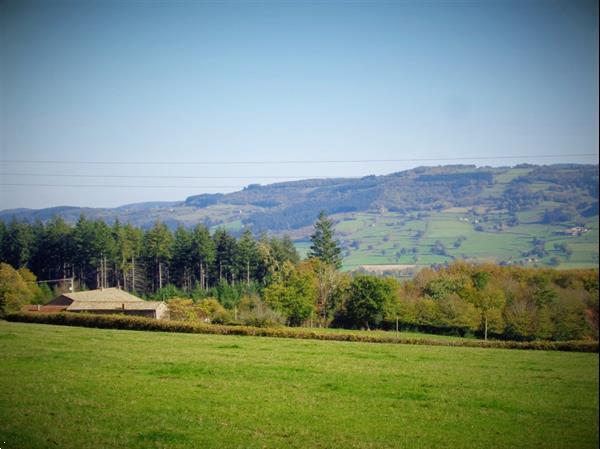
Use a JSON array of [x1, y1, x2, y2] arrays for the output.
[[144, 221, 173, 290], [190, 224, 215, 290], [3, 218, 34, 268], [213, 228, 237, 284], [171, 226, 193, 291], [236, 229, 258, 285], [308, 211, 342, 269]]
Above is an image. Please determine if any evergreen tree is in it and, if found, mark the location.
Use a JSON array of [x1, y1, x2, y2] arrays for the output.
[[190, 224, 215, 290], [3, 218, 34, 268], [236, 229, 258, 285], [123, 223, 144, 292], [73, 215, 95, 287], [46, 216, 74, 279], [113, 221, 143, 291], [270, 235, 300, 266], [213, 228, 237, 284], [171, 226, 193, 291], [90, 220, 116, 289], [308, 211, 342, 269], [144, 221, 173, 290]]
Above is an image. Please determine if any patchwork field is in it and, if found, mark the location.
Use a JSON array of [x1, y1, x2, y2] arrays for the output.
[[318, 210, 599, 271], [1, 321, 598, 449]]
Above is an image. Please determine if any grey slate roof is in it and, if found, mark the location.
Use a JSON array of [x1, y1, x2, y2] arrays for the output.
[[67, 300, 165, 311], [60, 288, 143, 303]]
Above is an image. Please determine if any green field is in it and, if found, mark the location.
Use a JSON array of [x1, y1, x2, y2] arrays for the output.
[[316, 210, 599, 271], [1, 321, 598, 449]]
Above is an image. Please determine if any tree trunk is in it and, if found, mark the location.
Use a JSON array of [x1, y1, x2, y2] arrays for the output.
[[484, 315, 488, 341], [158, 260, 163, 290], [199, 263, 204, 290], [122, 257, 127, 291]]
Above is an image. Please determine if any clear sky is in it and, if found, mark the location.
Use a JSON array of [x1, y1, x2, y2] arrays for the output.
[[1, 0, 598, 210]]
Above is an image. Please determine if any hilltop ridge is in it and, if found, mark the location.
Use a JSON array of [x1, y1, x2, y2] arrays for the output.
[[2, 164, 598, 269]]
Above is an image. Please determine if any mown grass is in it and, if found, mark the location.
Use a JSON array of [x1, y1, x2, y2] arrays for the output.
[[1, 321, 598, 449]]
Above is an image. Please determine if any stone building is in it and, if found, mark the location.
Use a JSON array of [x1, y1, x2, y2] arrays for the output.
[[26, 287, 169, 320]]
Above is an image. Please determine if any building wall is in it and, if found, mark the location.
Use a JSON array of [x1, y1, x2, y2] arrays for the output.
[[70, 309, 157, 318], [155, 303, 170, 320], [123, 310, 157, 319]]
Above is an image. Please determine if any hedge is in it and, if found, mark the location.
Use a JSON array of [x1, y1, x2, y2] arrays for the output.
[[4, 312, 599, 353]]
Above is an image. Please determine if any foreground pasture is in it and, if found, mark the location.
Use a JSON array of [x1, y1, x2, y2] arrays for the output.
[[0, 321, 598, 449]]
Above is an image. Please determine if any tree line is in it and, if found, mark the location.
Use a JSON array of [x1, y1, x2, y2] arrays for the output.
[[1, 212, 598, 342], [0, 215, 298, 294]]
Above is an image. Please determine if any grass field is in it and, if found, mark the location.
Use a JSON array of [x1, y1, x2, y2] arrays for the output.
[[1, 321, 598, 449], [312, 210, 599, 271]]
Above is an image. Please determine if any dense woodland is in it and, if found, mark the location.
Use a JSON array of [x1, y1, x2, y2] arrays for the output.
[[0, 213, 598, 342], [0, 216, 299, 293]]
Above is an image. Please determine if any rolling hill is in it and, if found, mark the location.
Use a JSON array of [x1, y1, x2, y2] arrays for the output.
[[1, 164, 598, 270]]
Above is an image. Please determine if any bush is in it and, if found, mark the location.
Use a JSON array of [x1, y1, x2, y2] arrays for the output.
[[0, 263, 40, 314], [237, 295, 285, 327], [196, 298, 231, 324], [5, 312, 597, 353], [167, 297, 232, 324]]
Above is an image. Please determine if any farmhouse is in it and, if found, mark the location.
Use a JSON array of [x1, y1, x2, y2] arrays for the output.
[[25, 288, 169, 320], [562, 226, 589, 236]]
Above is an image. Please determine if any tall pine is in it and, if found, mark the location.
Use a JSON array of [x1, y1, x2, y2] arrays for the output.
[[308, 211, 342, 269]]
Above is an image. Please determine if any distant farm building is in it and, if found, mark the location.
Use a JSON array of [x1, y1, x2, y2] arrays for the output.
[[562, 227, 589, 236], [25, 288, 169, 320]]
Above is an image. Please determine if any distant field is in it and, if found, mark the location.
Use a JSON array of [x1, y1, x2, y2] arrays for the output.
[[310, 210, 599, 270], [1, 321, 598, 449]]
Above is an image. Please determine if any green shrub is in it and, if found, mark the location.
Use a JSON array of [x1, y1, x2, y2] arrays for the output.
[[237, 295, 285, 327], [196, 298, 231, 324], [4, 312, 597, 353]]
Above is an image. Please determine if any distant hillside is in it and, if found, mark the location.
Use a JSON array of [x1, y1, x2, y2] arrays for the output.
[[1, 164, 598, 269]]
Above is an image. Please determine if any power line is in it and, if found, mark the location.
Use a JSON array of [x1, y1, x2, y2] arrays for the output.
[[0, 183, 246, 188], [0, 180, 581, 189], [0, 153, 596, 166], [0, 173, 342, 180]]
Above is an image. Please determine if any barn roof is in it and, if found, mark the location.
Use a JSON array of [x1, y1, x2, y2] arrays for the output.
[[60, 288, 142, 303], [67, 300, 164, 311]]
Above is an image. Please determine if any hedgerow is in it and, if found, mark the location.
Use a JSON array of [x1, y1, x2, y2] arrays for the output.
[[4, 312, 598, 352]]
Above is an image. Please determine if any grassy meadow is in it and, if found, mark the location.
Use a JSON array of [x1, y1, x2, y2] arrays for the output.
[[324, 210, 599, 270], [1, 321, 598, 449]]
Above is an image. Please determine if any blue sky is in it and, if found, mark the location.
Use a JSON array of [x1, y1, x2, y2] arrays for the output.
[[1, 0, 598, 210]]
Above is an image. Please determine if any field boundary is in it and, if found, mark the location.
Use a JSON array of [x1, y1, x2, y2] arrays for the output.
[[4, 312, 598, 352]]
